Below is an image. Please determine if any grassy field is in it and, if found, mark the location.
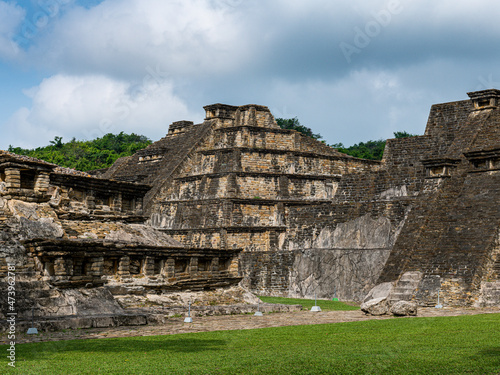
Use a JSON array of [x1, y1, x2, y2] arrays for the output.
[[2, 314, 499, 374], [258, 296, 360, 311]]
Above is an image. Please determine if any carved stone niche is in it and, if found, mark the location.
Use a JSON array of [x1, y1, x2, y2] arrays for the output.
[[0, 171, 5, 194], [204, 104, 238, 120], [422, 158, 460, 178], [168, 120, 194, 135], [137, 147, 167, 163], [467, 89, 500, 110], [465, 148, 500, 172], [0, 166, 53, 202]]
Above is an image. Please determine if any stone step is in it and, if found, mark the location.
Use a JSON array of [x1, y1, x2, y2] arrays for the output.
[[391, 291, 414, 297], [493, 261, 500, 276], [399, 271, 423, 281], [388, 295, 412, 303], [391, 283, 420, 293], [388, 272, 423, 303], [394, 280, 418, 288]]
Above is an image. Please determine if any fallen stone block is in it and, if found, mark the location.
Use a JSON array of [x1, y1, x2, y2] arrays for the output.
[[363, 282, 394, 303], [360, 297, 389, 316], [390, 300, 418, 316]]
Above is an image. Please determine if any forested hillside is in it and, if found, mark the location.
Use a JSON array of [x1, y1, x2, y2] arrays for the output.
[[331, 131, 417, 160], [8, 132, 151, 172]]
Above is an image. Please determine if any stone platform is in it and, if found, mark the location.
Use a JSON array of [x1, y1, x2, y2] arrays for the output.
[[0, 302, 301, 337]]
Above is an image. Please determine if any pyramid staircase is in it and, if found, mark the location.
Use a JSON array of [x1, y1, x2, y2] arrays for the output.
[[388, 271, 423, 304]]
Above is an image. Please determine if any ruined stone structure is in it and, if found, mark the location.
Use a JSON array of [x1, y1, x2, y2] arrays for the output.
[[1, 89, 499, 321], [101, 91, 500, 307], [99, 104, 386, 301], [0, 152, 242, 321]]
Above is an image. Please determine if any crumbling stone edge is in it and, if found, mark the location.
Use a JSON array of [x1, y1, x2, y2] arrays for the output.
[[0, 303, 302, 333]]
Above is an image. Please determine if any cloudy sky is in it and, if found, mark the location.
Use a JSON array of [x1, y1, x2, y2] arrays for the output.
[[0, 0, 499, 149]]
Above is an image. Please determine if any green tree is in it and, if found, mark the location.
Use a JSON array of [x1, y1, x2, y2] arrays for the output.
[[7, 132, 152, 172], [49, 136, 64, 148], [333, 139, 386, 160], [332, 131, 417, 160], [394, 131, 418, 139], [275, 117, 322, 140]]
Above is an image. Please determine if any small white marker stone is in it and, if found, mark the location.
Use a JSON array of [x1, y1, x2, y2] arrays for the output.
[[311, 293, 321, 312], [184, 301, 193, 323], [27, 307, 38, 334], [435, 290, 443, 309], [254, 302, 263, 316]]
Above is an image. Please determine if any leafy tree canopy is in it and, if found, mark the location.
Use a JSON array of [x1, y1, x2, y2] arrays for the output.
[[394, 131, 419, 139], [332, 139, 386, 161], [332, 131, 418, 160], [276, 117, 322, 140], [275, 117, 418, 161], [8, 132, 152, 172]]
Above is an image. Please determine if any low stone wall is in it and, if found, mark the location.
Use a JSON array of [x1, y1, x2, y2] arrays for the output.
[[0, 303, 302, 333], [0, 314, 149, 333]]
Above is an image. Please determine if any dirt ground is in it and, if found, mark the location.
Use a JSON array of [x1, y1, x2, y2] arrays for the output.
[[3, 306, 499, 345]]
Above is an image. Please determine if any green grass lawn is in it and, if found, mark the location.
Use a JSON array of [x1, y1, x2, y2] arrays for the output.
[[2, 314, 499, 374], [258, 296, 360, 311]]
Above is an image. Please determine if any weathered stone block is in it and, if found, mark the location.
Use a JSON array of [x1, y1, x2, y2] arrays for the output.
[[118, 256, 130, 276], [363, 282, 395, 303], [390, 301, 418, 316], [360, 297, 389, 316]]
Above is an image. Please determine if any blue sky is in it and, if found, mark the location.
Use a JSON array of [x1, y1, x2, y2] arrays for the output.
[[1, 0, 500, 149]]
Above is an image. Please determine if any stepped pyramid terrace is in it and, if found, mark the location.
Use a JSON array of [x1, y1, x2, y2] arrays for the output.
[[1, 90, 499, 329]]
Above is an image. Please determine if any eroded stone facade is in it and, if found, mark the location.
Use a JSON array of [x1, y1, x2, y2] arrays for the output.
[[104, 92, 500, 307], [0, 151, 241, 320], [2, 89, 500, 316]]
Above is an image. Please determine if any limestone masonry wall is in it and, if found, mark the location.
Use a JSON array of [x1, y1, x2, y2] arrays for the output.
[[102, 93, 500, 306], [0, 150, 242, 320], [2, 90, 500, 314]]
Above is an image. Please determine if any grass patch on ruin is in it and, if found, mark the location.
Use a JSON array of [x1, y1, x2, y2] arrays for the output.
[[258, 296, 360, 311], [3, 314, 500, 374]]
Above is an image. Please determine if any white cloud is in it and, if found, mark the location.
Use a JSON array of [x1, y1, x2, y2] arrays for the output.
[[261, 65, 458, 146], [3, 0, 500, 150], [27, 0, 249, 78], [4, 73, 195, 148], [0, 1, 25, 59], [13, 0, 500, 81]]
